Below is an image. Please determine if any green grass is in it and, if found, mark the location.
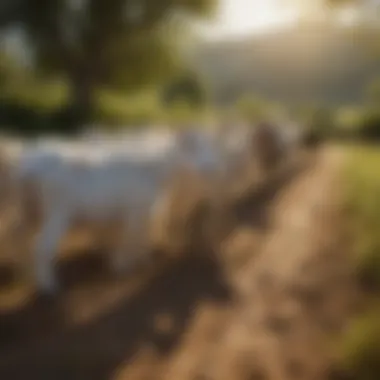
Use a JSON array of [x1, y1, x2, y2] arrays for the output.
[[344, 145, 380, 290], [337, 308, 380, 380], [336, 145, 380, 380]]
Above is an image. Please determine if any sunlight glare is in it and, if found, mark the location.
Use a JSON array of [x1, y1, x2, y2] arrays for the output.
[[206, 0, 298, 39]]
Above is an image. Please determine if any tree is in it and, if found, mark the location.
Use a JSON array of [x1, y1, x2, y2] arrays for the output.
[[162, 69, 208, 108], [0, 51, 22, 89], [0, 0, 28, 29], [4, 0, 217, 130]]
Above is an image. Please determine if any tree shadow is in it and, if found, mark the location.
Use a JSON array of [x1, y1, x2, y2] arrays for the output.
[[0, 151, 314, 380], [0, 249, 118, 348], [0, 252, 232, 380]]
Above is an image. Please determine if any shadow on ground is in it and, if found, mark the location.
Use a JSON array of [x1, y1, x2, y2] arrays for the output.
[[0, 253, 232, 380], [0, 150, 315, 380]]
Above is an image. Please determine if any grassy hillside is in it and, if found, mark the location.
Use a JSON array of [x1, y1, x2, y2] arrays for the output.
[[194, 22, 380, 106]]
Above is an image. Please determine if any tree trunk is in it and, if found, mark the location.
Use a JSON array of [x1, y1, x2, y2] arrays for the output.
[[52, 68, 95, 135], [68, 70, 95, 130]]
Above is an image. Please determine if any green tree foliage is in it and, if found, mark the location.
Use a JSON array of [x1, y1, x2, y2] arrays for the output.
[[2, 0, 217, 130], [0, 51, 22, 89], [0, 0, 28, 28], [337, 309, 380, 380], [162, 69, 208, 109]]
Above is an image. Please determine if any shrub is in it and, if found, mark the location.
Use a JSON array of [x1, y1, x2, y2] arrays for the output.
[[337, 309, 380, 380], [337, 147, 380, 380], [356, 109, 380, 142], [344, 147, 380, 291]]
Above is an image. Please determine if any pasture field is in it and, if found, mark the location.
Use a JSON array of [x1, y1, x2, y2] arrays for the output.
[[0, 145, 353, 380]]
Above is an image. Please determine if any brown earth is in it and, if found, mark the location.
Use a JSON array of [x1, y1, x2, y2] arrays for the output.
[[0, 145, 353, 380]]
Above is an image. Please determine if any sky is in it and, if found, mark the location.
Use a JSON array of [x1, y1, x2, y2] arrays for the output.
[[205, 0, 299, 39], [203, 0, 380, 40]]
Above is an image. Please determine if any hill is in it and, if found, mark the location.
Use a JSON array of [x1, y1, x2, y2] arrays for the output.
[[193, 22, 380, 106]]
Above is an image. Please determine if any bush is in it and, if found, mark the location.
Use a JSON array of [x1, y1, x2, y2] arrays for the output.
[[337, 309, 380, 380], [0, 78, 212, 135], [333, 106, 363, 141], [0, 100, 51, 136], [337, 147, 380, 380], [333, 106, 380, 142], [356, 109, 380, 142], [344, 146, 380, 291], [162, 71, 208, 109]]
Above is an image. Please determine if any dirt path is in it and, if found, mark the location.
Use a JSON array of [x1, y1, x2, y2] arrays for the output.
[[0, 146, 350, 380], [204, 146, 351, 380], [139, 146, 349, 380]]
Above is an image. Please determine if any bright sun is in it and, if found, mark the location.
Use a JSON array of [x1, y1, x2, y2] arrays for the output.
[[206, 0, 298, 39]]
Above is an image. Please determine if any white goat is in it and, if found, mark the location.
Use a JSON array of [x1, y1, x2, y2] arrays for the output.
[[5, 127, 232, 295]]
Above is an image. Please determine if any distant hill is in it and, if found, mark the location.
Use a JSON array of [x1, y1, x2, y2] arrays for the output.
[[193, 22, 380, 106]]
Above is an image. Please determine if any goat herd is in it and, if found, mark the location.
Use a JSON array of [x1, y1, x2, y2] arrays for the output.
[[0, 120, 309, 298]]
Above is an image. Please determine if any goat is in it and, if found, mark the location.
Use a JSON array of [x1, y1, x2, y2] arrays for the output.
[[250, 121, 298, 178], [3, 128, 233, 295]]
